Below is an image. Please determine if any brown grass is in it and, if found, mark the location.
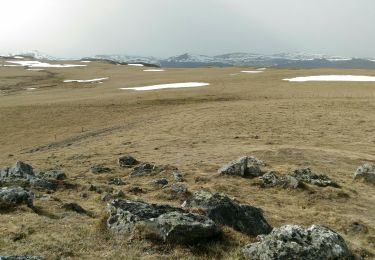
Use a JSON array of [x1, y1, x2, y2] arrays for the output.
[[0, 59, 374, 259]]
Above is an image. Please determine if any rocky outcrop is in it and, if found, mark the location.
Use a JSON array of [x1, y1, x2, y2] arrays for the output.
[[0, 187, 33, 209], [1, 161, 56, 191], [144, 212, 220, 244], [106, 199, 183, 234], [290, 168, 340, 188], [118, 155, 138, 168], [242, 225, 354, 260], [182, 191, 272, 235], [354, 164, 375, 184], [218, 156, 263, 178], [259, 171, 302, 189], [106, 199, 220, 244]]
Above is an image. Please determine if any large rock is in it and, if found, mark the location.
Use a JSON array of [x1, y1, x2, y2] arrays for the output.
[[106, 199, 183, 234], [1, 161, 56, 191], [242, 225, 354, 260], [354, 164, 375, 184], [1, 161, 34, 179], [0, 187, 33, 209], [118, 155, 138, 168], [218, 156, 262, 178], [144, 212, 220, 244], [290, 168, 339, 188], [182, 191, 272, 235]]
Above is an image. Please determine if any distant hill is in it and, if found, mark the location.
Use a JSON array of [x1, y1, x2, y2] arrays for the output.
[[2, 51, 375, 69]]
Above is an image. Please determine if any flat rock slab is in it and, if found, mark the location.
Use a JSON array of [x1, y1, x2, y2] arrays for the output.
[[144, 212, 220, 244], [107, 199, 183, 234], [0, 187, 33, 209], [182, 190, 272, 235], [242, 225, 354, 260]]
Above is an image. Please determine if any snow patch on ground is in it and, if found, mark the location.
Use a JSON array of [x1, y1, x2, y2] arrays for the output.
[[284, 75, 375, 82], [27, 68, 44, 71], [63, 77, 108, 83], [80, 61, 92, 63], [120, 82, 209, 91], [6, 60, 86, 68], [143, 69, 165, 72], [128, 64, 144, 67], [241, 71, 264, 74]]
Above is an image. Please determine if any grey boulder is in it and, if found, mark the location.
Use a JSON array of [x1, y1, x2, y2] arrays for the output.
[[144, 211, 220, 244], [182, 191, 272, 235], [106, 199, 183, 234], [0, 187, 33, 209], [218, 156, 262, 178], [354, 164, 375, 184], [242, 224, 354, 260]]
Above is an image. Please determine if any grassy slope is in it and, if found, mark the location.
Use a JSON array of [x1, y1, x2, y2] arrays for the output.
[[0, 60, 374, 259]]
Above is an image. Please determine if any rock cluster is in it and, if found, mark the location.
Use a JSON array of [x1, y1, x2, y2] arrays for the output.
[[290, 168, 339, 188], [259, 168, 339, 189], [182, 190, 272, 235], [218, 156, 263, 178], [0, 256, 43, 260], [0, 161, 57, 191], [242, 225, 354, 260]]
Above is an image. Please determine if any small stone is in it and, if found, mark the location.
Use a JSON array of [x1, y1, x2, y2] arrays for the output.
[[118, 155, 138, 168], [169, 183, 188, 193], [347, 222, 368, 234], [113, 190, 125, 198], [101, 192, 113, 201], [172, 172, 184, 182], [108, 178, 126, 185], [44, 170, 66, 180], [90, 165, 112, 174], [128, 186, 143, 194], [152, 178, 169, 187]]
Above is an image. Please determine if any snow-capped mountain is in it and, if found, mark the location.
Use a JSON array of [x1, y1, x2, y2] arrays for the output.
[[85, 54, 161, 66], [2, 50, 375, 69]]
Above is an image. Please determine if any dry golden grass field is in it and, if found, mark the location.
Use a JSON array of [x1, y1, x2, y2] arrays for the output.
[[0, 58, 375, 259]]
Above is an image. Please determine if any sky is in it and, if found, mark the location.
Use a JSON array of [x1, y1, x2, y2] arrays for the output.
[[1, 0, 375, 58]]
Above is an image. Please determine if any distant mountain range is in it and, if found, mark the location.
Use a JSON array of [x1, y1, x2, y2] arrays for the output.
[[2, 50, 375, 69]]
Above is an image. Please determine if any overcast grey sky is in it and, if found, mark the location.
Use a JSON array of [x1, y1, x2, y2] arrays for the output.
[[1, 0, 375, 58]]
